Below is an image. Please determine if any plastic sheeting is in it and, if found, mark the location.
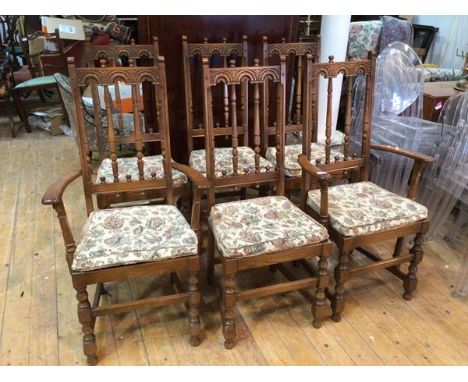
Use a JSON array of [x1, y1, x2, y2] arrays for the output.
[[350, 42, 441, 197], [417, 92, 468, 296]]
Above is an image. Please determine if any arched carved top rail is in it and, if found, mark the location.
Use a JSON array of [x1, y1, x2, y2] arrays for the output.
[[72, 65, 161, 86], [86, 37, 159, 61], [183, 35, 248, 58], [207, 64, 281, 86], [310, 56, 373, 79], [265, 39, 320, 58]]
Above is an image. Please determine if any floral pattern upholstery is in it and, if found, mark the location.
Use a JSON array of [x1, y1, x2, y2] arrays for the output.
[[423, 68, 464, 82], [72, 205, 198, 272], [189, 146, 275, 178], [348, 20, 382, 60], [95, 155, 187, 186], [266, 143, 344, 177], [379, 16, 413, 54], [307, 181, 428, 237], [209, 196, 329, 258]]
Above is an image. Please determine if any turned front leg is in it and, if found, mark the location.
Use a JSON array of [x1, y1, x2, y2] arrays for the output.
[[222, 270, 237, 349], [188, 258, 202, 346], [331, 250, 351, 322], [403, 232, 425, 300], [75, 285, 98, 365], [312, 250, 330, 328]]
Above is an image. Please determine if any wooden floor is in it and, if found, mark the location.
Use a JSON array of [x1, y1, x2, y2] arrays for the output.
[[0, 121, 467, 366]]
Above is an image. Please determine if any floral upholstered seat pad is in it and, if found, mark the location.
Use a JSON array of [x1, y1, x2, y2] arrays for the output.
[[347, 20, 383, 60], [307, 181, 428, 237], [189, 146, 275, 177], [72, 205, 198, 272], [209, 196, 329, 258], [95, 155, 187, 186], [265, 143, 344, 177]]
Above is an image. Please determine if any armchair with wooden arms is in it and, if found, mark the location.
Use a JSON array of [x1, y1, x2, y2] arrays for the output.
[[42, 56, 209, 365], [299, 52, 434, 322], [203, 59, 333, 349]]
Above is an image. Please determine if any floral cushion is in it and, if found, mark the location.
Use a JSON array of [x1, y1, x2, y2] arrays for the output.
[[189, 146, 275, 178], [72, 205, 198, 272], [265, 143, 344, 177], [348, 20, 382, 60], [209, 196, 329, 258], [95, 155, 187, 186], [307, 181, 428, 237], [423, 68, 464, 82]]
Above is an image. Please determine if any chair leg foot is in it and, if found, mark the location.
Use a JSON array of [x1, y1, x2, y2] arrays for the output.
[[86, 355, 98, 366], [312, 319, 323, 328], [332, 313, 342, 322], [224, 339, 235, 350], [403, 292, 413, 301], [190, 336, 201, 347]]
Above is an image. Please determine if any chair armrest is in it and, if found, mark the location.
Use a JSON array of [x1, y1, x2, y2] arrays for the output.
[[298, 154, 333, 181], [370, 144, 433, 164], [42, 169, 82, 205], [298, 154, 331, 224], [172, 162, 210, 190], [370, 145, 433, 200], [42, 169, 82, 270]]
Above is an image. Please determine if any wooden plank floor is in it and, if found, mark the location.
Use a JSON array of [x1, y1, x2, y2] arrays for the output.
[[0, 124, 467, 366]]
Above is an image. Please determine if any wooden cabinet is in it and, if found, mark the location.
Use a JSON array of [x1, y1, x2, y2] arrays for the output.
[[423, 81, 461, 122]]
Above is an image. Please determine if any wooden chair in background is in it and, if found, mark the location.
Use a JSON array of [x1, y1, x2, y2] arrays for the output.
[[12, 29, 68, 132], [204, 60, 333, 349], [182, 35, 249, 168], [42, 57, 209, 365], [201, 56, 286, 203], [261, 36, 331, 192], [299, 52, 434, 322]]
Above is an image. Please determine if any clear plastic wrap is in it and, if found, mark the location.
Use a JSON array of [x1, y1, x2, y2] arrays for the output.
[[350, 42, 441, 196]]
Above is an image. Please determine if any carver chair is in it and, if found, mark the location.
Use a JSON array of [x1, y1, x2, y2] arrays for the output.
[[12, 29, 68, 133], [299, 52, 434, 322], [204, 59, 333, 349], [42, 56, 209, 365]]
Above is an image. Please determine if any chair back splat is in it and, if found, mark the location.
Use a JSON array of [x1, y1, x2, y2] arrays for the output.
[[182, 36, 249, 158], [67, 55, 175, 214], [201, 55, 288, 204], [262, 36, 321, 146], [303, 51, 376, 183]]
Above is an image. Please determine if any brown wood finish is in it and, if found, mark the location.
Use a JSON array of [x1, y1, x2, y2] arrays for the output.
[[42, 57, 210, 365], [2, 128, 467, 366], [137, 16, 299, 163], [299, 52, 435, 322], [182, 35, 249, 156], [81, 37, 180, 208], [203, 59, 333, 349], [202, 58, 287, 201], [261, 37, 321, 191]]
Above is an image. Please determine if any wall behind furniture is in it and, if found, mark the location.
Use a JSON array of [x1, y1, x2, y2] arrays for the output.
[[412, 15, 468, 69]]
